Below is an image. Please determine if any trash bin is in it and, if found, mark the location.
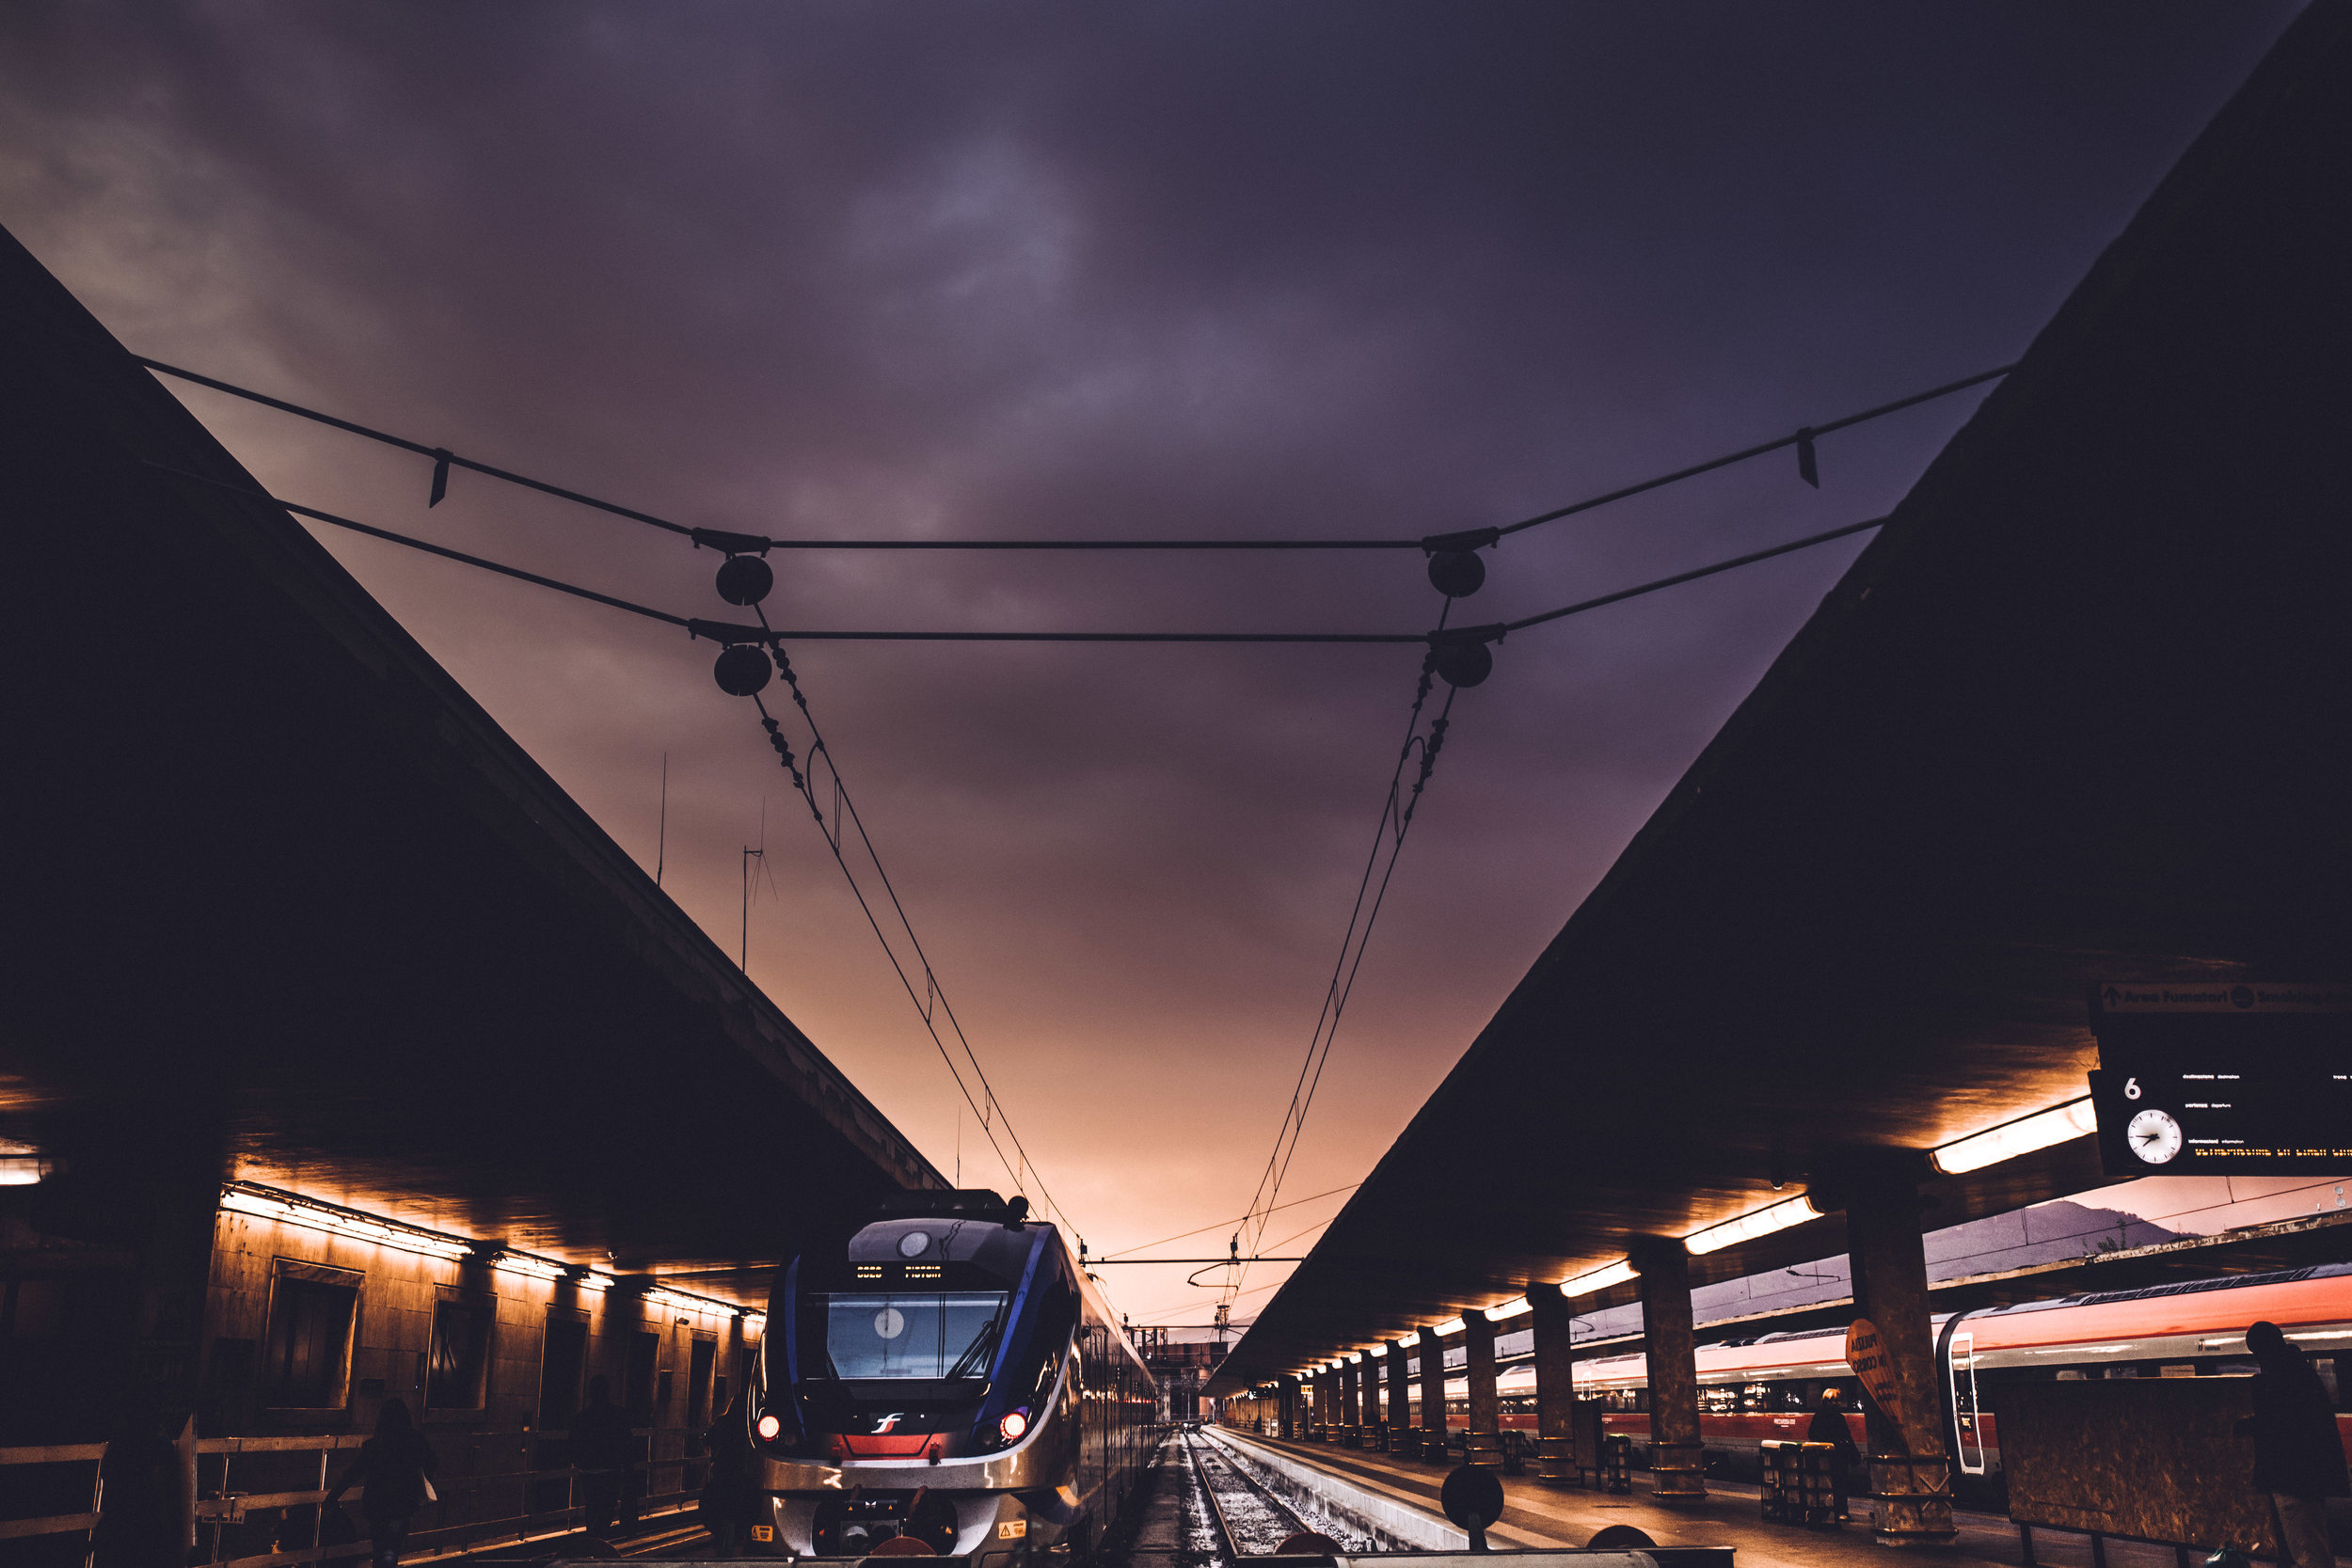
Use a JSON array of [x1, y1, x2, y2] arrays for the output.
[[1599, 1433, 1633, 1496]]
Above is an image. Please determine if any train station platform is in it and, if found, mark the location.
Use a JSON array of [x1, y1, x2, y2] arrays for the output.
[[1213, 1432, 2256, 1568]]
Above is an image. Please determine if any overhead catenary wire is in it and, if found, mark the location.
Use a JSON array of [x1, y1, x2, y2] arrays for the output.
[[145, 461, 1889, 1252], [1098, 1180, 1360, 1259], [739, 603, 1074, 1236], [149, 461, 1889, 651], [129, 348, 1986, 1313], [136, 352, 2004, 552], [1225, 621, 1469, 1316]]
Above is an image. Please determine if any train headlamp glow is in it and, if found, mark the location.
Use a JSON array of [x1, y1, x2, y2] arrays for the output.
[[1685, 1194, 1824, 1255], [999, 1409, 1030, 1442], [757, 1413, 783, 1440], [1929, 1099, 2098, 1176]]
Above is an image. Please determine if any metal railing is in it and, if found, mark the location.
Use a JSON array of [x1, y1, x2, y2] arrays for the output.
[[0, 1427, 712, 1568], [197, 1425, 711, 1568], [0, 1441, 108, 1564]]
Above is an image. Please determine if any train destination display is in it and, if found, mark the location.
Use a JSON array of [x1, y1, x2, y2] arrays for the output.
[[2087, 983, 2352, 1175]]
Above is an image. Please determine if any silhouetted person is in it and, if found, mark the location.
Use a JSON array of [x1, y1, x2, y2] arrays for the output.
[[326, 1400, 437, 1568], [90, 1397, 184, 1568], [1807, 1386, 1861, 1523], [571, 1376, 637, 1540], [698, 1401, 761, 1556], [2238, 1321, 2347, 1568]]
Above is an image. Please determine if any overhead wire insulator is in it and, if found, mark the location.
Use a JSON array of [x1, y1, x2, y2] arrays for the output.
[[716, 555, 774, 606], [1426, 550, 1486, 598], [1431, 630, 1499, 689], [713, 644, 772, 696], [427, 448, 452, 508], [1796, 427, 1820, 488], [691, 526, 772, 556]]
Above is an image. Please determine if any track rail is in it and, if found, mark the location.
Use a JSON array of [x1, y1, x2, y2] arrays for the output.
[[1184, 1430, 1311, 1562]]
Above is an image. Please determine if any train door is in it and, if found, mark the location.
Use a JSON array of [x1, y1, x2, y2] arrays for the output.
[[1947, 1329, 1985, 1476]]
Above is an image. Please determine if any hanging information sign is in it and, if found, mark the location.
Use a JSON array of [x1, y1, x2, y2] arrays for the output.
[[2088, 983, 2352, 1175]]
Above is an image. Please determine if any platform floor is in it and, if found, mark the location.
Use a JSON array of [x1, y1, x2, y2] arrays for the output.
[[1217, 1433, 2322, 1568]]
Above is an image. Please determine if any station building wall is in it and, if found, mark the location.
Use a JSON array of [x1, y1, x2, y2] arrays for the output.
[[186, 1196, 762, 1561]]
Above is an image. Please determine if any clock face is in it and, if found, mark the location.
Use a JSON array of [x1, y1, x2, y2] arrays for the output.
[[2128, 1107, 2185, 1165]]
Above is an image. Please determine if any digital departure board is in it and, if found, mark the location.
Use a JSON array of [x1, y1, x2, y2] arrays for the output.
[[2087, 983, 2352, 1175]]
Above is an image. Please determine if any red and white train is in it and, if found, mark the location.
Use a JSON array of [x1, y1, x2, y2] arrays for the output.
[[1448, 1262, 2352, 1499]]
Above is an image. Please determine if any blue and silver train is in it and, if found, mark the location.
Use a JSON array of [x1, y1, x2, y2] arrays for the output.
[[744, 1190, 1160, 1560]]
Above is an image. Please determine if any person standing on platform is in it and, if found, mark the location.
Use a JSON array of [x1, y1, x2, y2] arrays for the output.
[[89, 1397, 186, 1568], [698, 1400, 761, 1556], [571, 1376, 637, 1541], [1807, 1386, 1862, 1523], [325, 1400, 437, 1568], [2239, 1320, 2347, 1568]]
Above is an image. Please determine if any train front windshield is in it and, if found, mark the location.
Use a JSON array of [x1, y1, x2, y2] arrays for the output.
[[822, 1291, 1009, 1380]]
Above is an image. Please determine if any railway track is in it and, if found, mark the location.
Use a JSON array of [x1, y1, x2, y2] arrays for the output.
[[1182, 1429, 1376, 1561]]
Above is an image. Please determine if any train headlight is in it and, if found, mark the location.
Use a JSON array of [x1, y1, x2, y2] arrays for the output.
[[999, 1409, 1029, 1443], [757, 1413, 784, 1441]]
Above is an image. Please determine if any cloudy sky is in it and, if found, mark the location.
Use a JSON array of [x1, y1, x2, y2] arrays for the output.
[[0, 1, 2298, 1325]]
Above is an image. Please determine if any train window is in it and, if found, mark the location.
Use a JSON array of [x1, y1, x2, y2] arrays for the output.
[[821, 1291, 1009, 1379]]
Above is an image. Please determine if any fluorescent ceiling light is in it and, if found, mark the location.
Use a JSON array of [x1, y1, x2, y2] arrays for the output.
[[1429, 1317, 1466, 1336], [1486, 1295, 1531, 1319], [1930, 1099, 2098, 1176], [221, 1184, 473, 1259], [1559, 1259, 1637, 1296], [1686, 1194, 1824, 1255]]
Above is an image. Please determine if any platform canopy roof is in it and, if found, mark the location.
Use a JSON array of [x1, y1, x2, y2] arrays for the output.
[[1214, 2, 2352, 1394], [2, 226, 945, 1303]]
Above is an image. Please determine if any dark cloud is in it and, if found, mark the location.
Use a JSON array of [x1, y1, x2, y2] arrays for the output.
[[0, 0, 2298, 1321]]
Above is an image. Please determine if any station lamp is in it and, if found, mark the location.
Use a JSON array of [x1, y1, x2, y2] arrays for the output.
[[220, 1182, 474, 1259], [1557, 1259, 1637, 1297], [1929, 1099, 2098, 1175], [1684, 1193, 1825, 1255], [0, 1140, 48, 1185]]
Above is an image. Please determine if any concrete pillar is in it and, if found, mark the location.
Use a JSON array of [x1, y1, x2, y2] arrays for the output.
[[1418, 1325, 1446, 1462], [1463, 1308, 1502, 1469], [1636, 1242, 1707, 1499], [1341, 1358, 1359, 1443], [1279, 1374, 1299, 1440], [1387, 1340, 1411, 1452], [1845, 1170, 1958, 1546], [1530, 1282, 1579, 1484]]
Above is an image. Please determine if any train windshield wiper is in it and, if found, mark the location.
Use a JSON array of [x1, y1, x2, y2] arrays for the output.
[[946, 1315, 1003, 1382]]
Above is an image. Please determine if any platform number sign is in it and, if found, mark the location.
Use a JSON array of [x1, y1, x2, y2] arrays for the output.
[[2087, 983, 2352, 1175]]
